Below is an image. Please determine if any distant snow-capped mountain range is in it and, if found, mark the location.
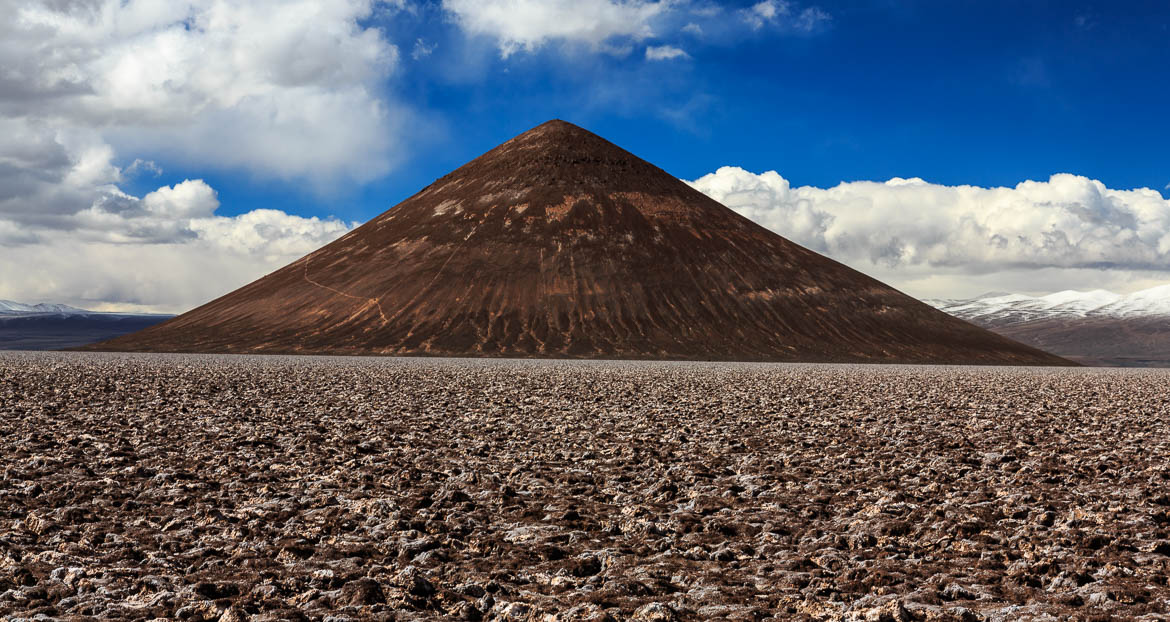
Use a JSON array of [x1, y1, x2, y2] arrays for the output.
[[927, 285, 1170, 366], [0, 301, 173, 351], [927, 285, 1170, 327], [0, 300, 93, 315]]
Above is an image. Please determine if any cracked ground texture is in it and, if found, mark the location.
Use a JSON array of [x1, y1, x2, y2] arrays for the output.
[[1, 352, 1169, 621]]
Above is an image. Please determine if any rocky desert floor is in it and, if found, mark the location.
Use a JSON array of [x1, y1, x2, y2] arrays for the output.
[[1, 352, 1169, 622]]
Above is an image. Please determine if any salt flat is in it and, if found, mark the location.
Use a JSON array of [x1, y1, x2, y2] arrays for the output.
[[1, 352, 1168, 621]]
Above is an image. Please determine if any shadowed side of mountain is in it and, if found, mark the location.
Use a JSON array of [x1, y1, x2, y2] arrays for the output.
[[88, 120, 1072, 365]]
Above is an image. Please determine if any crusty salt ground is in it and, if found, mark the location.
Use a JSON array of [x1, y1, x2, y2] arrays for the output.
[[1, 352, 1168, 621]]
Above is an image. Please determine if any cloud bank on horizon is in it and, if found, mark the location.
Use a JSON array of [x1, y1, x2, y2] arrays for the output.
[[689, 169, 1170, 299], [1, 0, 1168, 312]]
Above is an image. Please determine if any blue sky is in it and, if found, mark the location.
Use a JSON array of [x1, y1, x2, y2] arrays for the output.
[[118, 0, 1170, 223], [217, 1, 1170, 219], [3, 0, 1170, 311]]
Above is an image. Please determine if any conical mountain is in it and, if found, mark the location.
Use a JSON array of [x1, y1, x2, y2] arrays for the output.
[[91, 120, 1070, 364]]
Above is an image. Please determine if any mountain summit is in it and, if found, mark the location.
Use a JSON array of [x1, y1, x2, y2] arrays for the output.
[[91, 120, 1068, 364]]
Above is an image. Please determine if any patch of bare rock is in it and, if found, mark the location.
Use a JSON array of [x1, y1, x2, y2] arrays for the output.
[[1, 352, 1169, 621]]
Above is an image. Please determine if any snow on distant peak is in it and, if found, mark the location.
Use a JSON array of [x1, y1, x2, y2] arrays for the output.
[[977, 293, 1035, 306], [1037, 289, 1123, 314], [929, 284, 1170, 325], [1094, 284, 1170, 318]]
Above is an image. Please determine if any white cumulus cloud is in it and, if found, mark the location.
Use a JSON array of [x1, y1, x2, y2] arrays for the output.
[[443, 0, 667, 57], [746, 0, 782, 25], [740, 1, 829, 32], [3, 0, 403, 186], [441, 0, 830, 59], [689, 167, 1170, 298], [0, 177, 353, 313], [646, 44, 689, 60], [0, 114, 354, 312], [0, 0, 389, 311]]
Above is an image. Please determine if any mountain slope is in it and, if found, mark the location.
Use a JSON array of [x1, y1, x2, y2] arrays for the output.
[[928, 286, 1170, 366], [89, 120, 1069, 364]]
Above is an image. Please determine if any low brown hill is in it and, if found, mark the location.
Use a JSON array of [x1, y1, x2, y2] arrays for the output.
[[89, 120, 1071, 364], [983, 317, 1170, 367]]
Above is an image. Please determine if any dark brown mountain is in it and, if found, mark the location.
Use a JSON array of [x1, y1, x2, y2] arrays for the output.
[[89, 120, 1070, 364]]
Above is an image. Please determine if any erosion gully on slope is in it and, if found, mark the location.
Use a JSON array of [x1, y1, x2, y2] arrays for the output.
[[1, 352, 1168, 621]]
